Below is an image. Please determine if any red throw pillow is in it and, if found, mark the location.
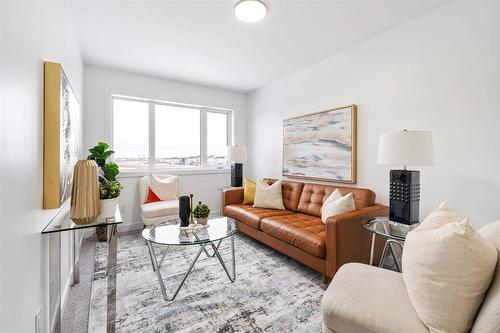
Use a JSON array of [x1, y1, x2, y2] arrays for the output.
[[145, 187, 162, 204]]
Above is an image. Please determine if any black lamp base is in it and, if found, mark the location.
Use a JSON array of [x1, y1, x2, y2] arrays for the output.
[[389, 169, 420, 225], [231, 163, 243, 187]]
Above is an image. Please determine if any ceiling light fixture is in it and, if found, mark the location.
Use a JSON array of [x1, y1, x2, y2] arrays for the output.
[[234, 0, 268, 23]]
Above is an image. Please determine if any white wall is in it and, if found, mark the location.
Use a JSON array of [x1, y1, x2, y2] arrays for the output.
[[83, 66, 247, 227], [0, 1, 83, 332], [247, 1, 500, 227]]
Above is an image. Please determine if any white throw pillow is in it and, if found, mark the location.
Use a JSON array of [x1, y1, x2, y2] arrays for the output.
[[415, 201, 461, 231], [149, 175, 178, 201], [402, 205, 498, 333], [321, 190, 355, 223], [253, 179, 285, 210]]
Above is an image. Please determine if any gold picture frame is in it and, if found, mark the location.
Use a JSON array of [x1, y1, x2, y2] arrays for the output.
[[282, 104, 357, 183], [43, 61, 80, 209]]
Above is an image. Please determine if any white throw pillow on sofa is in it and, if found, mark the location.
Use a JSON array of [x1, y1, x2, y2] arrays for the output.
[[150, 175, 178, 201], [253, 180, 285, 210], [321, 190, 355, 223], [402, 203, 498, 333]]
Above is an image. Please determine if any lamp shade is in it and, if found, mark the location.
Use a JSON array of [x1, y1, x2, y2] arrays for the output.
[[377, 130, 435, 167], [227, 145, 247, 162]]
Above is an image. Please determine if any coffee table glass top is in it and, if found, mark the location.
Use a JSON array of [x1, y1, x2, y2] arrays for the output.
[[142, 216, 238, 246]]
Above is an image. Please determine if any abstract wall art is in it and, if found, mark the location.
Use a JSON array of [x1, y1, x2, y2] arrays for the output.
[[283, 105, 357, 183], [43, 61, 80, 208]]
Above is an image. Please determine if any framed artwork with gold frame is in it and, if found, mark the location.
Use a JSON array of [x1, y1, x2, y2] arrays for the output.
[[43, 61, 80, 209], [282, 104, 357, 183]]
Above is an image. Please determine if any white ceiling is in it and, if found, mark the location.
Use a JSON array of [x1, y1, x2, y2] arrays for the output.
[[70, 0, 447, 92]]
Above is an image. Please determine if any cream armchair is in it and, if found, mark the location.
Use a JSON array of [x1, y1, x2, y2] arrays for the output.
[[139, 175, 179, 226], [321, 221, 500, 333]]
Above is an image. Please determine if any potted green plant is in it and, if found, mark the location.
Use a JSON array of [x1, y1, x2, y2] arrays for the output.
[[192, 201, 210, 225], [87, 141, 123, 241], [99, 180, 123, 218]]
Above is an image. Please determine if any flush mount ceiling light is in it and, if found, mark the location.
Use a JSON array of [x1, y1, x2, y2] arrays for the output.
[[234, 0, 268, 23]]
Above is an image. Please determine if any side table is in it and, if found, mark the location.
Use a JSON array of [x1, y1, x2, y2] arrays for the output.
[[42, 206, 122, 333], [363, 218, 416, 272]]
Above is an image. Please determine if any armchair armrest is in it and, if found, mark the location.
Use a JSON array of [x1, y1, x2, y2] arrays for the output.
[[221, 188, 244, 214], [325, 204, 388, 278]]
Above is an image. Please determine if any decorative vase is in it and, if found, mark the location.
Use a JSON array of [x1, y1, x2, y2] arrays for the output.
[[197, 217, 208, 225], [70, 160, 100, 225], [179, 196, 191, 227], [100, 197, 118, 218]]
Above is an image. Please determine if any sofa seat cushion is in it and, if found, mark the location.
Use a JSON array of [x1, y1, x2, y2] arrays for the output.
[[224, 204, 294, 230], [322, 263, 428, 333], [260, 213, 326, 258], [141, 200, 179, 219]]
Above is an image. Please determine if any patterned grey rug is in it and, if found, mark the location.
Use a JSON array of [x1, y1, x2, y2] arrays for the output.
[[88, 231, 324, 332]]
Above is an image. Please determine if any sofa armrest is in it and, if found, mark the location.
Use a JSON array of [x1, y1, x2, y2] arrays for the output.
[[221, 188, 244, 213], [325, 204, 388, 278]]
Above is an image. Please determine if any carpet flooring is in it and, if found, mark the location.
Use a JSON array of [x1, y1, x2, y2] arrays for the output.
[[88, 231, 324, 332], [61, 237, 96, 333]]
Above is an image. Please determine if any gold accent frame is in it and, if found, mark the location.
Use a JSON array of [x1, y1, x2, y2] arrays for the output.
[[282, 104, 357, 184], [43, 61, 80, 208]]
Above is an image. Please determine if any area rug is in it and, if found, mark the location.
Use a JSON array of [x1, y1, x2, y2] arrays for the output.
[[88, 231, 324, 332]]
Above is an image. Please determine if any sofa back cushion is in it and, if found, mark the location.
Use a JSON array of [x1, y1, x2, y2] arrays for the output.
[[297, 184, 375, 217], [471, 220, 500, 333], [267, 179, 304, 212]]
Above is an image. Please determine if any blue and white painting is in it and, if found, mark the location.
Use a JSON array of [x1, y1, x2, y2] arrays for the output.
[[283, 106, 356, 183]]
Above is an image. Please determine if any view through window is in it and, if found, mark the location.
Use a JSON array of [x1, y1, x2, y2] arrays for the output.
[[113, 99, 149, 169], [112, 97, 231, 170]]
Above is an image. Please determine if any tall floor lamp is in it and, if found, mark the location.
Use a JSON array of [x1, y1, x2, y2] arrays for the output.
[[228, 145, 247, 187], [377, 130, 435, 234]]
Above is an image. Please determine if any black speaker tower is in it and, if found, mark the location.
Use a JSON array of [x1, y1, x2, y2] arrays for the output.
[[231, 162, 243, 187], [389, 169, 420, 225]]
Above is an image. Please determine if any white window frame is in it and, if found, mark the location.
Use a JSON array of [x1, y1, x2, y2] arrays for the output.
[[110, 95, 233, 174]]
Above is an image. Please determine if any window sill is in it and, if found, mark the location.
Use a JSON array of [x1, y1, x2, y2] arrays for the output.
[[117, 168, 231, 178]]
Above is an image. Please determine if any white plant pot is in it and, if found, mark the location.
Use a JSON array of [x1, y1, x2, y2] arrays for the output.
[[100, 197, 119, 218]]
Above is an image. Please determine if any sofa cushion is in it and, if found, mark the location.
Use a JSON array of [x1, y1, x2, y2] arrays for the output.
[[260, 213, 326, 258], [472, 221, 500, 333], [141, 200, 179, 219], [297, 184, 375, 217], [321, 190, 355, 223], [265, 179, 305, 212], [224, 204, 294, 230], [150, 174, 178, 201], [403, 214, 497, 333], [253, 180, 285, 210], [322, 263, 428, 333]]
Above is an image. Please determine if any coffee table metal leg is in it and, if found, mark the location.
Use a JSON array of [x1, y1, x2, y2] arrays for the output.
[[210, 236, 236, 282], [202, 239, 222, 257], [147, 241, 205, 301]]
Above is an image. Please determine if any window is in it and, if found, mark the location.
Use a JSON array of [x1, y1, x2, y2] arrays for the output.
[[207, 112, 228, 168], [112, 99, 149, 170], [112, 96, 232, 171], [155, 105, 200, 168]]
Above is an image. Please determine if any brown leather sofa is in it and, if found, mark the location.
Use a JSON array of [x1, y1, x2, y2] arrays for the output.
[[222, 180, 388, 282]]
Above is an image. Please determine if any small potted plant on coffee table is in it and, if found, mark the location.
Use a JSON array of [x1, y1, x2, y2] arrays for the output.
[[193, 202, 210, 225]]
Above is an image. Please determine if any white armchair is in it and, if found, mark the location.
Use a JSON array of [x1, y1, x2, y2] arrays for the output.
[[139, 175, 179, 226], [321, 221, 500, 333]]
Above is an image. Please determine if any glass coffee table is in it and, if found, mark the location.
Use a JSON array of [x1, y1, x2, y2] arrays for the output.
[[142, 216, 238, 301]]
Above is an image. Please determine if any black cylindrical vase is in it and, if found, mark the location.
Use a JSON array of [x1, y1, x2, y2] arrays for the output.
[[179, 196, 191, 227]]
